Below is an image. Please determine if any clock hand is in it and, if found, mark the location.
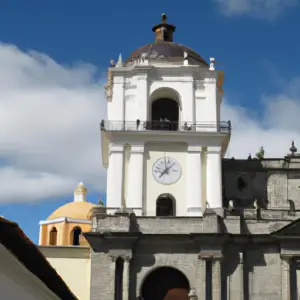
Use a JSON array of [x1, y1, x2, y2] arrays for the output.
[[159, 162, 175, 178]]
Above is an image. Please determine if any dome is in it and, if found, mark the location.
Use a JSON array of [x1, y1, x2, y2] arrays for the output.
[[125, 41, 208, 66], [47, 182, 96, 220], [125, 14, 208, 66], [47, 201, 96, 220]]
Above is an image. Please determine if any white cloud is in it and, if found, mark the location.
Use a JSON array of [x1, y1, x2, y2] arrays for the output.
[[0, 43, 106, 203], [215, 0, 298, 20], [0, 43, 300, 203], [222, 85, 300, 159]]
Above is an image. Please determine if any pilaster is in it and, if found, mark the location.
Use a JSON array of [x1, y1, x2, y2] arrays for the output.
[[199, 258, 207, 300], [106, 145, 124, 214], [212, 256, 222, 300], [186, 145, 203, 216], [206, 146, 222, 209], [281, 255, 291, 300], [239, 252, 244, 300], [122, 256, 131, 300], [126, 145, 144, 216], [136, 74, 148, 121]]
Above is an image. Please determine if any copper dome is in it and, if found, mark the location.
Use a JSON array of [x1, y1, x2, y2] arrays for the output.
[[125, 14, 208, 66], [125, 41, 208, 66]]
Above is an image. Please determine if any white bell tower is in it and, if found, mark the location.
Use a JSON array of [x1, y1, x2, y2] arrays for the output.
[[101, 14, 230, 217]]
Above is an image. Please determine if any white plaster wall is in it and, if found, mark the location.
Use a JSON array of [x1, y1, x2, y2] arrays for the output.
[[195, 81, 218, 129], [0, 244, 60, 300], [144, 142, 187, 216], [107, 75, 124, 121], [108, 68, 219, 127]]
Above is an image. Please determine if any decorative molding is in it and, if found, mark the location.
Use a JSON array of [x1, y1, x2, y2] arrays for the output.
[[187, 207, 202, 212], [39, 217, 92, 226], [187, 145, 202, 153], [130, 145, 145, 154], [195, 80, 205, 89], [206, 146, 222, 154], [109, 145, 124, 153], [124, 81, 137, 89]]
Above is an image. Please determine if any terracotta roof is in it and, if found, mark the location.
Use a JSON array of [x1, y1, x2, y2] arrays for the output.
[[0, 217, 77, 300]]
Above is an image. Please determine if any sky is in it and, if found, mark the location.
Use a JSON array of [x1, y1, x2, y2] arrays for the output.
[[0, 0, 300, 243]]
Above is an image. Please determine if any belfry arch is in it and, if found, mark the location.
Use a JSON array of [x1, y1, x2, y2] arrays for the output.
[[71, 226, 82, 246], [156, 194, 176, 217], [140, 266, 190, 300], [149, 88, 181, 131]]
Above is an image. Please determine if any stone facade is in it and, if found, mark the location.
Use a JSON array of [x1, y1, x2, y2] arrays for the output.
[[84, 154, 300, 300]]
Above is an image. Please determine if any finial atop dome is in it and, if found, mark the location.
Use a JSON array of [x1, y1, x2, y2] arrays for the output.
[[152, 13, 176, 42], [74, 182, 88, 202], [290, 141, 297, 156]]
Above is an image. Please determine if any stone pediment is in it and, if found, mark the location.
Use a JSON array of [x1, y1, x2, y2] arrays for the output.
[[271, 218, 300, 238]]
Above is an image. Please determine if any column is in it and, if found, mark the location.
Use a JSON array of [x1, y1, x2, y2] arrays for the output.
[[206, 146, 222, 209], [126, 145, 144, 216], [137, 75, 148, 122], [122, 257, 131, 300], [239, 252, 244, 300], [106, 145, 124, 214], [199, 258, 207, 300], [186, 146, 202, 216], [110, 256, 117, 300], [212, 257, 222, 300], [281, 256, 291, 300]]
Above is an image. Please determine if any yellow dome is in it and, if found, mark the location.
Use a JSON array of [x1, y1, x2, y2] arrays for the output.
[[47, 201, 96, 220]]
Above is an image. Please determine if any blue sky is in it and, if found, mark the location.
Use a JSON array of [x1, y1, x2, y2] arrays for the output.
[[0, 0, 300, 243]]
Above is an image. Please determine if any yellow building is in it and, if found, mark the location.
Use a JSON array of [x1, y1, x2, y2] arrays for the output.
[[38, 182, 97, 300], [39, 182, 95, 247]]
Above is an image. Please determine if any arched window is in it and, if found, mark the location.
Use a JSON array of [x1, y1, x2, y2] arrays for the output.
[[114, 257, 124, 300], [147, 88, 181, 131], [156, 194, 175, 217], [49, 227, 57, 246], [71, 227, 82, 246], [151, 98, 179, 131]]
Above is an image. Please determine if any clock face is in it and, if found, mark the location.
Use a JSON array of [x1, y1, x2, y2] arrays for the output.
[[152, 156, 182, 185]]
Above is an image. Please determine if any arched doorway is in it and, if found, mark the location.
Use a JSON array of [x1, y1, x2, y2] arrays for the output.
[[141, 267, 190, 300], [156, 194, 175, 216], [151, 98, 179, 131], [71, 226, 82, 246]]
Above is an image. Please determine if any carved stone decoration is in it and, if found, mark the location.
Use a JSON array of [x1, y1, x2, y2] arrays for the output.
[[195, 80, 205, 89], [124, 81, 137, 89], [188, 288, 198, 299]]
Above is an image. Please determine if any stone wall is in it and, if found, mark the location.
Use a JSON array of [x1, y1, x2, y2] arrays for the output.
[[223, 157, 300, 210]]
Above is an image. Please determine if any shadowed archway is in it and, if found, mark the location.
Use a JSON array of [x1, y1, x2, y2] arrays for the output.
[[156, 194, 176, 217], [141, 267, 190, 300]]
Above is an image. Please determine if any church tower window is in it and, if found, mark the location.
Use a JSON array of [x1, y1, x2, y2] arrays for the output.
[[49, 227, 57, 246], [151, 98, 179, 131], [71, 226, 82, 246], [156, 194, 176, 216]]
